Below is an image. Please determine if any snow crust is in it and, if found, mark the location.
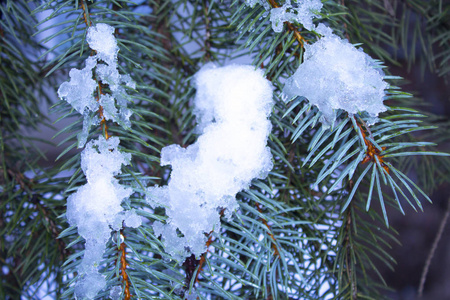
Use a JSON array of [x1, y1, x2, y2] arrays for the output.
[[147, 64, 274, 261], [58, 23, 140, 299], [58, 23, 135, 148], [283, 34, 388, 126]]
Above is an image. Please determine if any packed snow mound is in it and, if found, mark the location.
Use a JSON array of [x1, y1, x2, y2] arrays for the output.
[[147, 64, 274, 261], [283, 34, 388, 126]]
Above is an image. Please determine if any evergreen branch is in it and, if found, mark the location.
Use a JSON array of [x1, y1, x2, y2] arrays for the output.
[[336, 197, 398, 299], [342, 205, 357, 300], [2, 0, 446, 298], [31, 194, 69, 261]]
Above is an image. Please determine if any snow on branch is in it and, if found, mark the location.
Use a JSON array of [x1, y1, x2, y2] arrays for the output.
[[244, 1, 389, 127], [58, 23, 135, 148], [247, 1, 388, 127], [147, 64, 274, 261], [66, 136, 140, 298], [283, 33, 388, 127], [270, 0, 323, 33], [57, 23, 140, 299], [246, 0, 326, 34]]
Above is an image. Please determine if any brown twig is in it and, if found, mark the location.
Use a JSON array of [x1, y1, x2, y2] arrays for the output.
[[182, 235, 213, 296], [80, 0, 92, 27], [418, 197, 450, 298], [194, 235, 214, 283], [353, 116, 389, 173], [80, 1, 130, 297], [118, 233, 132, 300], [183, 254, 199, 290], [80, 0, 110, 140], [184, 210, 225, 293], [255, 202, 280, 257]]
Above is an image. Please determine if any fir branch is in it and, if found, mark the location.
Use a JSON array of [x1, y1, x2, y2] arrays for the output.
[[2, 0, 447, 298], [341, 205, 357, 300]]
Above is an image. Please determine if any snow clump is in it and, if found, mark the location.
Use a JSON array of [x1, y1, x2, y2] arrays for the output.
[[244, 0, 323, 33], [283, 34, 388, 127], [66, 136, 141, 299], [58, 23, 135, 148], [270, 0, 323, 32], [147, 64, 274, 261]]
